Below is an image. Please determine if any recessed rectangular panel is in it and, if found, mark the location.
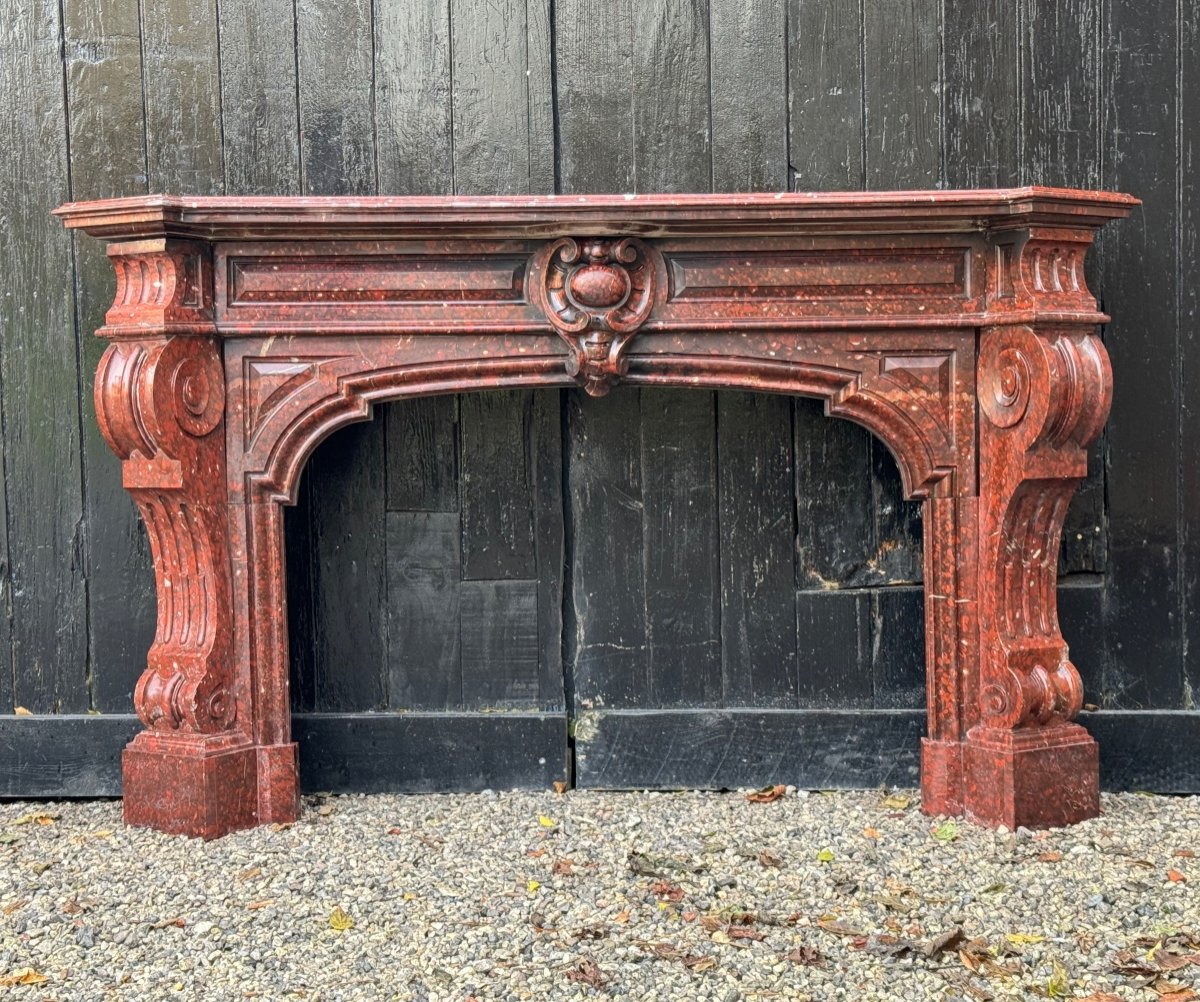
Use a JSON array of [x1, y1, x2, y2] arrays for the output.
[[668, 248, 968, 301], [227, 254, 526, 305]]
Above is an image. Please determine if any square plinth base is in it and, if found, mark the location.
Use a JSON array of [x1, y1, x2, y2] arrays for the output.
[[123, 734, 300, 840], [960, 725, 1099, 829]]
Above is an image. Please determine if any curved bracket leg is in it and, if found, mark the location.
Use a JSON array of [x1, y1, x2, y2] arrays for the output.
[[948, 325, 1110, 828], [97, 326, 299, 837]]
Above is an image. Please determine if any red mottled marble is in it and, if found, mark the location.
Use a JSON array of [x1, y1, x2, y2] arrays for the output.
[[52, 189, 1137, 838]]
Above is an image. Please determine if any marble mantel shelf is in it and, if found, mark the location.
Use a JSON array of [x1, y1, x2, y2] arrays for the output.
[[55, 187, 1137, 839]]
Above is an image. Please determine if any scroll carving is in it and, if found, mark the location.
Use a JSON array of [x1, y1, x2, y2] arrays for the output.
[[975, 324, 1111, 733], [96, 334, 235, 735], [530, 237, 665, 396]]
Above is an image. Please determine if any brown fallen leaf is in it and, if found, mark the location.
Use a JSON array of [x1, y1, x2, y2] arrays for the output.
[[1038, 851, 1063, 863], [924, 927, 966, 957], [13, 706, 31, 717], [746, 785, 787, 804], [0, 968, 47, 986], [683, 954, 717, 972], [553, 780, 568, 795], [681, 910, 698, 922], [1167, 869, 1188, 883], [552, 859, 575, 876], [787, 945, 824, 966], [1075, 994, 1122, 1002], [1151, 978, 1198, 1000], [726, 925, 765, 942], [150, 917, 186, 929], [650, 880, 683, 901], [2, 899, 27, 916], [613, 909, 630, 924], [863, 827, 882, 839], [246, 899, 274, 911], [757, 850, 783, 868], [1174, 849, 1196, 859], [237, 867, 263, 881], [565, 959, 607, 989]]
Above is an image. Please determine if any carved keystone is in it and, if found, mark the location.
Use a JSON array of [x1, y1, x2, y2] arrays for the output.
[[531, 236, 664, 396]]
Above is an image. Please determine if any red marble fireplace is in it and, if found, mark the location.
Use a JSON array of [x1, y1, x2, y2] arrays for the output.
[[54, 189, 1136, 839]]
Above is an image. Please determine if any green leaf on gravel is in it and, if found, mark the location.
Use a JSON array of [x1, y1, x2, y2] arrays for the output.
[[1046, 959, 1069, 996], [816, 849, 834, 863], [932, 821, 959, 842]]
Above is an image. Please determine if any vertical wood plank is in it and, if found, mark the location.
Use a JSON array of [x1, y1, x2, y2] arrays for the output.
[[375, 0, 452, 195], [296, 0, 383, 711], [386, 398, 459, 512], [555, 0, 635, 192], [565, 389, 648, 708], [529, 390, 565, 710], [719, 393, 798, 706], [862, 0, 940, 188], [450, 0, 535, 194], [796, 590, 871, 707], [1024, 0, 1107, 577], [0, 0, 88, 711], [140, 0, 223, 194], [218, 0, 301, 195], [386, 511, 461, 709], [787, 0, 863, 189], [943, 0, 1020, 187], [872, 586, 925, 708], [631, 0, 711, 193], [710, 0, 787, 192], [307, 427, 387, 711], [63, 0, 154, 712], [525, 0, 556, 192], [793, 399, 873, 587], [460, 580, 540, 708], [296, 0, 376, 195], [641, 391, 720, 707], [1100, 0, 1181, 707], [1182, 0, 1200, 707], [459, 392, 537, 580]]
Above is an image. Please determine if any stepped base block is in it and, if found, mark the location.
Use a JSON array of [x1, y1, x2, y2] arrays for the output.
[[962, 725, 1100, 829], [256, 743, 301, 825], [123, 733, 260, 840]]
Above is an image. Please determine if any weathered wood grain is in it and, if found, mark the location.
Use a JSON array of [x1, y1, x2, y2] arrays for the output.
[[296, 0, 376, 196], [1182, 0, 1200, 710], [641, 390, 721, 707], [710, 0, 787, 192], [0, 0, 88, 711], [375, 0, 452, 196], [218, 0, 301, 195], [139, 0, 223, 194], [872, 586, 925, 709], [796, 590, 871, 708], [63, 0, 154, 712], [1099, 0, 1182, 707], [385, 397, 459, 512], [460, 580, 540, 708], [787, 0, 863, 190], [386, 511, 461, 710], [719, 393, 798, 706], [554, 0, 635, 192], [460, 392, 537, 581]]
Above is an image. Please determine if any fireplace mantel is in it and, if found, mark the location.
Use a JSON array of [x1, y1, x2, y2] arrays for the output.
[[55, 188, 1137, 838]]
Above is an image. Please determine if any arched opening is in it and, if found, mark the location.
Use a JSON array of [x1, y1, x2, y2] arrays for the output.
[[282, 384, 931, 792]]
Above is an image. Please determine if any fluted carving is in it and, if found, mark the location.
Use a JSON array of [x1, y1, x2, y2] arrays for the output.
[[95, 335, 235, 735], [975, 324, 1111, 733]]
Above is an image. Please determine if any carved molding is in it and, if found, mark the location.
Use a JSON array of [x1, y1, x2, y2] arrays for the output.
[[95, 336, 236, 736], [975, 324, 1111, 732], [104, 239, 214, 336], [530, 237, 666, 396]]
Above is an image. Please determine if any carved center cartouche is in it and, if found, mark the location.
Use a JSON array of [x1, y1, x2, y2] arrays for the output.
[[568, 243, 632, 309]]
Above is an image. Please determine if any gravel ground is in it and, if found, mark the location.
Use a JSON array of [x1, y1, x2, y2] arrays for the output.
[[0, 789, 1197, 1001]]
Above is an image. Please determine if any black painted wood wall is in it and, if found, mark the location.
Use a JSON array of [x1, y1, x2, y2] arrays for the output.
[[1, 0, 1198, 795]]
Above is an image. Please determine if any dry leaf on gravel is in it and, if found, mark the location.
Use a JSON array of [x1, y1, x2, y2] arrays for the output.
[[1168, 869, 1188, 883], [328, 906, 354, 931], [757, 850, 783, 868], [746, 785, 787, 804], [0, 968, 47, 986], [786, 945, 824, 966], [565, 958, 607, 988], [881, 792, 912, 810], [1039, 851, 1063, 862]]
